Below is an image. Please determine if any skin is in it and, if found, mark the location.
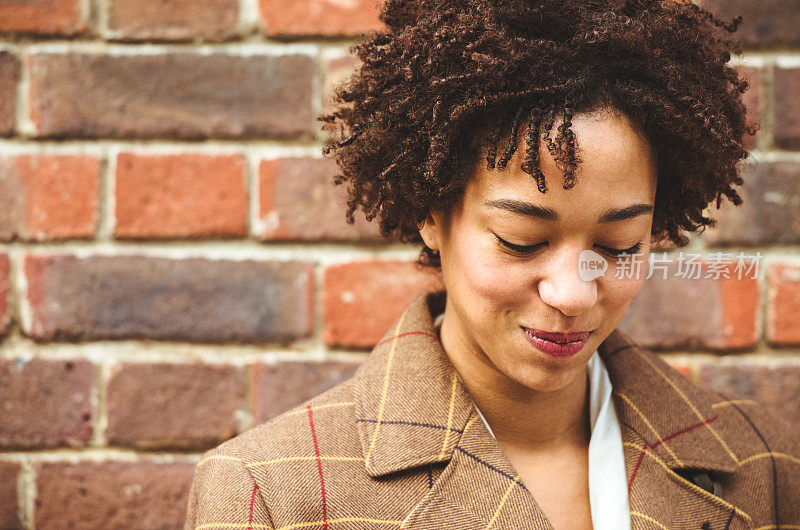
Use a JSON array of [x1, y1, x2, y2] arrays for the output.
[[418, 106, 658, 528]]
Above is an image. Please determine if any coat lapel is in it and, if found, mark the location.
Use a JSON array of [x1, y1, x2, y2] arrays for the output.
[[353, 290, 753, 529], [600, 330, 753, 529]]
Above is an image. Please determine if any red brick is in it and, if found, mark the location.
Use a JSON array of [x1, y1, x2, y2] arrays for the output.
[[259, 0, 382, 37], [35, 461, 194, 529], [0, 154, 100, 241], [251, 359, 361, 423], [259, 157, 380, 241], [736, 65, 760, 149], [0, 359, 94, 448], [696, 0, 800, 47], [0, 0, 86, 36], [28, 52, 316, 139], [108, 0, 239, 41], [619, 256, 760, 350], [697, 362, 800, 425], [107, 363, 244, 449], [25, 254, 314, 343], [0, 51, 19, 136], [703, 159, 800, 245], [774, 67, 800, 148], [0, 253, 9, 336], [767, 263, 800, 345], [115, 153, 247, 238], [323, 260, 444, 348], [0, 461, 21, 529], [718, 262, 760, 349]]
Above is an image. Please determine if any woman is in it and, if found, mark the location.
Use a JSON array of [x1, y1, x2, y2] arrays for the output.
[[185, 0, 800, 528]]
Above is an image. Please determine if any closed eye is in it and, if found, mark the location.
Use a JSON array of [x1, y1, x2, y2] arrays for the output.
[[494, 235, 643, 258]]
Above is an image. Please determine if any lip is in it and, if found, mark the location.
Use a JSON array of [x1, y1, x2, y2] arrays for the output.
[[522, 327, 592, 358]]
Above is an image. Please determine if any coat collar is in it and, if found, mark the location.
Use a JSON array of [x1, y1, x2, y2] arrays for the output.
[[353, 289, 753, 529]]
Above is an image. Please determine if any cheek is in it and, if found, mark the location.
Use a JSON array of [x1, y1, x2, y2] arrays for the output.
[[451, 236, 522, 305], [603, 274, 645, 312]]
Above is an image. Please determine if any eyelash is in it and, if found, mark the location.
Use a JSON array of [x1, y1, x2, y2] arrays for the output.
[[494, 235, 643, 258]]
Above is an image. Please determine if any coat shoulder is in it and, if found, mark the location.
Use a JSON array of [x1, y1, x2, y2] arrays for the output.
[[201, 375, 360, 464]]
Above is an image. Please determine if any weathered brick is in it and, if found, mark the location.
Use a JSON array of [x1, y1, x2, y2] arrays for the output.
[[25, 255, 314, 343], [696, 0, 800, 47], [259, 0, 382, 37], [35, 461, 195, 530], [0, 253, 9, 336], [767, 263, 800, 345], [0, 359, 94, 448], [324, 260, 444, 348], [736, 65, 760, 149], [697, 361, 800, 425], [0, 154, 100, 241], [619, 256, 760, 350], [0, 51, 19, 136], [774, 67, 800, 148], [0, 0, 86, 36], [28, 52, 316, 139], [115, 153, 247, 238], [107, 0, 239, 41], [107, 363, 244, 449], [703, 159, 800, 245], [0, 461, 21, 529], [259, 157, 380, 241], [251, 359, 361, 423]]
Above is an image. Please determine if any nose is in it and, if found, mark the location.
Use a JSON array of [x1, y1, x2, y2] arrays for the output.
[[538, 247, 598, 317]]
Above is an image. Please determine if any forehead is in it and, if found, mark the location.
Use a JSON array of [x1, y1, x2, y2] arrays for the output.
[[466, 107, 658, 217]]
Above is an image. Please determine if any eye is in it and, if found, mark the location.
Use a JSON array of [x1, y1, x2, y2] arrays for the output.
[[598, 241, 644, 258], [494, 233, 644, 259], [494, 235, 547, 255]]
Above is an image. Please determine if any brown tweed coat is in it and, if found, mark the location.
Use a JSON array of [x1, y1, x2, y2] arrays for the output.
[[185, 289, 800, 530]]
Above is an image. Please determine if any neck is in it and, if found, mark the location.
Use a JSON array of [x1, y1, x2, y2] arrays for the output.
[[436, 310, 591, 451]]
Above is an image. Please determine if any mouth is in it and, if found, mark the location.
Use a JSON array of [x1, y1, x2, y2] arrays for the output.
[[522, 327, 592, 358]]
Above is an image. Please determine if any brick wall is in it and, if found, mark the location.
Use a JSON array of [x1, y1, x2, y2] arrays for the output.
[[0, 0, 798, 528]]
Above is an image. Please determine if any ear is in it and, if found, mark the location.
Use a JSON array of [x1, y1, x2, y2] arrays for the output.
[[418, 209, 443, 253]]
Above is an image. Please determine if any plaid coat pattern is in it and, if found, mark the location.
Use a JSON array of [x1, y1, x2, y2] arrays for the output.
[[185, 289, 800, 530]]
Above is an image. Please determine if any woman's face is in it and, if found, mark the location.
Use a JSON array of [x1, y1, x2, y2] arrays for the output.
[[419, 106, 658, 393]]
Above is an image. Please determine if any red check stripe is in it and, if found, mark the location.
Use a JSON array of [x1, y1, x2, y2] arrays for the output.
[[628, 415, 719, 493], [307, 405, 329, 530], [247, 483, 258, 530]]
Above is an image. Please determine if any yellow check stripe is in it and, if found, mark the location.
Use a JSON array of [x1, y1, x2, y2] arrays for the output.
[[275, 517, 403, 529], [196, 454, 243, 468], [633, 349, 740, 463], [246, 456, 364, 467], [614, 390, 682, 465], [439, 371, 459, 460], [198, 454, 364, 469], [738, 451, 800, 467], [486, 477, 522, 529], [710, 399, 759, 409], [366, 307, 410, 466], [195, 523, 273, 530]]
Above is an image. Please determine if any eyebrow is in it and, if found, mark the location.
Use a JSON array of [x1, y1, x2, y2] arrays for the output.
[[483, 198, 654, 223]]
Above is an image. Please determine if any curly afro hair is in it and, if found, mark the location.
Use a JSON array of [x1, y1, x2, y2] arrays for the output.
[[318, 0, 758, 270]]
